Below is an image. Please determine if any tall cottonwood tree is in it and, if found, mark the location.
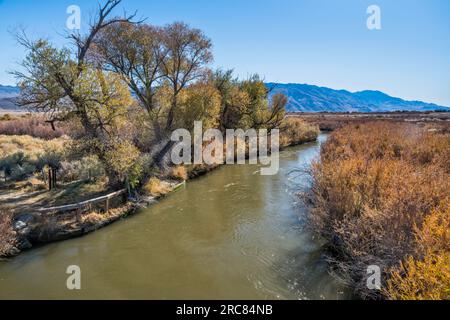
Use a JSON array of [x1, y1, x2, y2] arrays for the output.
[[92, 22, 166, 139], [13, 0, 138, 185], [239, 75, 287, 130], [159, 22, 213, 132], [94, 21, 213, 166], [211, 70, 286, 131]]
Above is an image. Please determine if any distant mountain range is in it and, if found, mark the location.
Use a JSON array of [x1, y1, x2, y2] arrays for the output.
[[1, 84, 448, 113], [266, 83, 449, 112], [0, 85, 20, 111]]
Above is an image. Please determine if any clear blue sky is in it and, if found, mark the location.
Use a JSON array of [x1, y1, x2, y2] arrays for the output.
[[0, 0, 449, 106]]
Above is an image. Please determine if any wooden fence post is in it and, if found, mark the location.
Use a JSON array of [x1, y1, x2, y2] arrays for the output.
[[105, 197, 110, 213], [48, 168, 52, 190], [52, 168, 57, 188]]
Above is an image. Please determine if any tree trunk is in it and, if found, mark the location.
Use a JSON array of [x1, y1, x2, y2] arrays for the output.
[[52, 168, 57, 188], [48, 168, 53, 190], [153, 139, 176, 171]]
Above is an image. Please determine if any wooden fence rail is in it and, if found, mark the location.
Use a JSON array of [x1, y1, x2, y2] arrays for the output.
[[37, 189, 127, 215]]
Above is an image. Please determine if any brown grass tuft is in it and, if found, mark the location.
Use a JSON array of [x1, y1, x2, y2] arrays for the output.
[[169, 166, 188, 181], [143, 178, 172, 197]]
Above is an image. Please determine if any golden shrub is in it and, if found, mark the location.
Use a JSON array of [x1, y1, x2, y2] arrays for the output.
[[280, 117, 319, 147], [82, 212, 106, 225], [310, 122, 449, 299], [385, 252, 450, 300], [169, 166, 188, 181], [416, 202, 450, 253], [143, 178, 171, 197], [385, 202, 449, 300]]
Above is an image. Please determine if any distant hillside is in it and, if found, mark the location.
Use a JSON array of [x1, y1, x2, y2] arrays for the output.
[[0, 85, 20, 97], [266, 83, 449, 113], [0, 85, 20, 111]]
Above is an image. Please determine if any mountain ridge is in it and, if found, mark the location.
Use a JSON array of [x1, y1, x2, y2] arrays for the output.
[[266, 83, 449, 113], [0, 85, 20, 110]]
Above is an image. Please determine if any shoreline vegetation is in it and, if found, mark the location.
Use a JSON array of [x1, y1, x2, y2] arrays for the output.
[[0, 116, 320, 259], [306, 121, 449, 300]]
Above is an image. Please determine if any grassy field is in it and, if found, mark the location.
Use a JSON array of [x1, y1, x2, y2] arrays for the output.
[[0, 132, 107, 215], [0, 135, 67, 159]]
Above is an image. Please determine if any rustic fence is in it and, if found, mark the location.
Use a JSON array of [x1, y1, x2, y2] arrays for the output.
[[37, 189, 127, 216]]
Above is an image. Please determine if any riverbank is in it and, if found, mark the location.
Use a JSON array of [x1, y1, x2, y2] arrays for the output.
[[1, 120, 320, 259], [0, 181, 184, 259]]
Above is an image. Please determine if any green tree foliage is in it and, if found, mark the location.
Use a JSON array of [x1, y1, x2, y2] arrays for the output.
[[211, 71, 286, 131], [104, 139, 143, 189]]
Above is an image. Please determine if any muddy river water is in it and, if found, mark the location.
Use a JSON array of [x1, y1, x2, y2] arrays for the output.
[[0, 134, 349, 299]]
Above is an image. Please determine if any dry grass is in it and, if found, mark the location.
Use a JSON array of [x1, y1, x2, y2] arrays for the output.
[[0, 135, 67, 160], [81, 203, 134, 225], [82, 212, 106, 224], [169, 166, 188, 181], [309, 122, 449, 299], [291, 112, 450, 132], [143, 178, 172, 197]]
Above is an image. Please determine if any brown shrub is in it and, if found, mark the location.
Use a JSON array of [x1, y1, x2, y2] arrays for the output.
[[0, 212, 17, 257], [0, 116, 70, 140], [0, 114, 13, 121], [309, 122, 449, 299]]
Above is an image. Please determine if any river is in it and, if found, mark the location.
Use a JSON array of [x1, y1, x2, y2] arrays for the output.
[[0, 134, 349, 300]]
